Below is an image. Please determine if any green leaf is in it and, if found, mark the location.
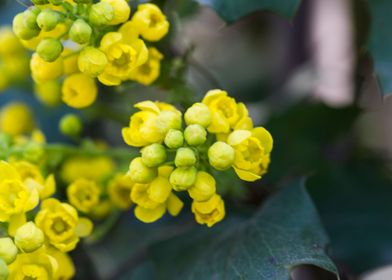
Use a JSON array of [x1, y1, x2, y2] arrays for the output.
[[150, 179, 338, 279], [195, 0, 302, 22], [367, 0, 392, 94]]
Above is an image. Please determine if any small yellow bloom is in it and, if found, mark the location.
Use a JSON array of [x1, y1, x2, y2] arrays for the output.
[[30, 53, 64, 83], [3, 54, 30, 82], [102, 0, 131, 25], [184, 102, 212, 128], [35, 198, 93, 252], [67, 178, 101, 213], [132, 3, 169, 41], [0, 237, 18, 264], [192, 193, 225, 227], [108, 173, 134, 209], [0, 161, 39, 235], [227, 127, 273, 182], [0, 26, 25, 56], [188, 171, 216, 202], [62, 73, 98, 108], [0, 102, 34, 136], [129, 47, 163, 85], [134, 204, 166, 223], [34, 80, 62, 107], [208, 141, 235, 171], [78, 47, 108, 77]]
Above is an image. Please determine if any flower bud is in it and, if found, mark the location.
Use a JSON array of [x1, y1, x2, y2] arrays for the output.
[[34, 80, 62, 107], [32, 0, 49, 4], [164, 129, 184, 149], [175, 147, 196, 167], [23, 7, 41, 30], [0, 238, 17, 264], [78, 47, 107, 77], [188, 171, 216, 202], [102, 0, 131, 25], [208, 141, 235, 170], [141, 143, 167, 167], [24, 142, 44, 162], [14, 222, 44, 253], [37, 38, 63, 62], [184, 124, 207, 146], [69, 19, 92, 44], [128, 157, 157, 183], [0, 259, 8, 280], [13, 13, 40, 40], [36, 9, 60, 31], [156, 111, 182, 134], [184, 103, 212, 127], [169, 166, 197, 191], [59, 114, 82, 137], [89, 2, 115, 26]]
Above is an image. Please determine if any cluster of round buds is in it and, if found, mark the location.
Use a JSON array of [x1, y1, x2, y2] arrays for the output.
[[122, 89, 273, 227], [13, 0, 169, 109]]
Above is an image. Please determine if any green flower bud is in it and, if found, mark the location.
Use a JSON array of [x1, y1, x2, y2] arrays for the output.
[[59, 114, 82, 137], [37, 38, 63, 62], [23, 7, 41, 30], [78, 47, 107, 77], [169, 166, 197, 191], [164, 129, 184, 149], [32, 0, 49, 4], [184, 103, 212, 127], [24, 142, 44, 162], [156, 111, 182, 134], [175, 147, 196, 167], [128, 157, 157, 183], [13, 13, 40, 40], [89, 2, 115, 26], [69, 19, 92, 44], [184, 124, 207, 146], [0, 238, 17, 264], [36, 9, 60, 31], [0, 259, 8, 280], [208, 141, 235, 170], [141, 143, 167, 167], [49, 0, 63, 5], [188, 171, 216, 202], [15, 222, 44, 253]]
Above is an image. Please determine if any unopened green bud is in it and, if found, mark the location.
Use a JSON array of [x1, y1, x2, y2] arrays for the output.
[[164, 129, 184, 149], [23, 7, 41, 30], [24, 142, 44, 162], [36, 9, 60, 31], [175, 147, 196, 167], [59, 114, 82, 137], [208, 141, 235, 170], [15, 222, 44, 253], [0, 259, 8, 280], [32, 0, 49, 4], [156, 111, 182, 134], [128, 157, 157, 183], [184, 103, 212, 127], [78, 47, 107, 77], [89, 2, 114, 26], [49, 0, 63, 5], [169, 166, 197, 191], [37, 38, 63, 62], [184, 124, 207, 146], [141, 143, 167, 167], [0, 238, 17, 264], [69, 19, 92, 44], [13, 13, 40, 40]]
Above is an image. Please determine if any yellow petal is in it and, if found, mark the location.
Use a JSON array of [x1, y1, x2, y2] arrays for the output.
[[75, 218, 93, 237], [252, 127, 273, 154], [167, 193, 183, 216], [202, 89, 228, 105], [233, 166, 261, 182], [227, 130, 252, 146], [0, 161, 20, 182], [8, 213, 26, 236], [134, 100, 160, 113], [134, 204, 166, 223]]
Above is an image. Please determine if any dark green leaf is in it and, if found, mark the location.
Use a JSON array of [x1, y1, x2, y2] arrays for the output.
[[150, 179, 338, 280], [195, 0, 302, 22]]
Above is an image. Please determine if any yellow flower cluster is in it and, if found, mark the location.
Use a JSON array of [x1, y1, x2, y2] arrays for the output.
[[121, 89, 273, 227], [13, 1, 169, 109]]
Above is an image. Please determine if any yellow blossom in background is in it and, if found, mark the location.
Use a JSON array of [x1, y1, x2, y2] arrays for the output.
[[31, 53, 63, 83], [0, 102, 34, 136], [34, 80, 62, 107], [108, 173, 134, 209], [63, 49, 80, 75], [103, 0, 131, 25], [35, 198, 93, 252], [47, 246, 75, 280], [0, 26, 25, 56], [130, 47, 163, 85], [192, 193, 225, 227], [132, 3, 169, 42], [67, 178, 101, 213], [62, 73, 98, 108]]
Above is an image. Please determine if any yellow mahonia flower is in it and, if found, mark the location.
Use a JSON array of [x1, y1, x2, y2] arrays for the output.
[[227, 127, 273, 182], [11, 160, 56, 199], [35, 198, 93, 252], [0, 26, 25, 56], [131, 3, 169, 42], [47, 246, 75, 280], [60, 156, 115, 184], [30, 52, 63, 83], [67, 178, 101, 213], [34, 80, 62, 107], [3, 54, 30, 81], [0, 161, 39, 235], [0, 102, 34, 136], [192, 193, 225, 227], [62, 73, 98, 108], [78, 47, 108, 77], [108, 173, 134, 209], [8, 247, 58, 279], [130, 47, 163, 85], [122, 101, 181, 147], [102, 0, 131, 25], [98, 31, 148, 86], [188, 171, 216, 202]]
